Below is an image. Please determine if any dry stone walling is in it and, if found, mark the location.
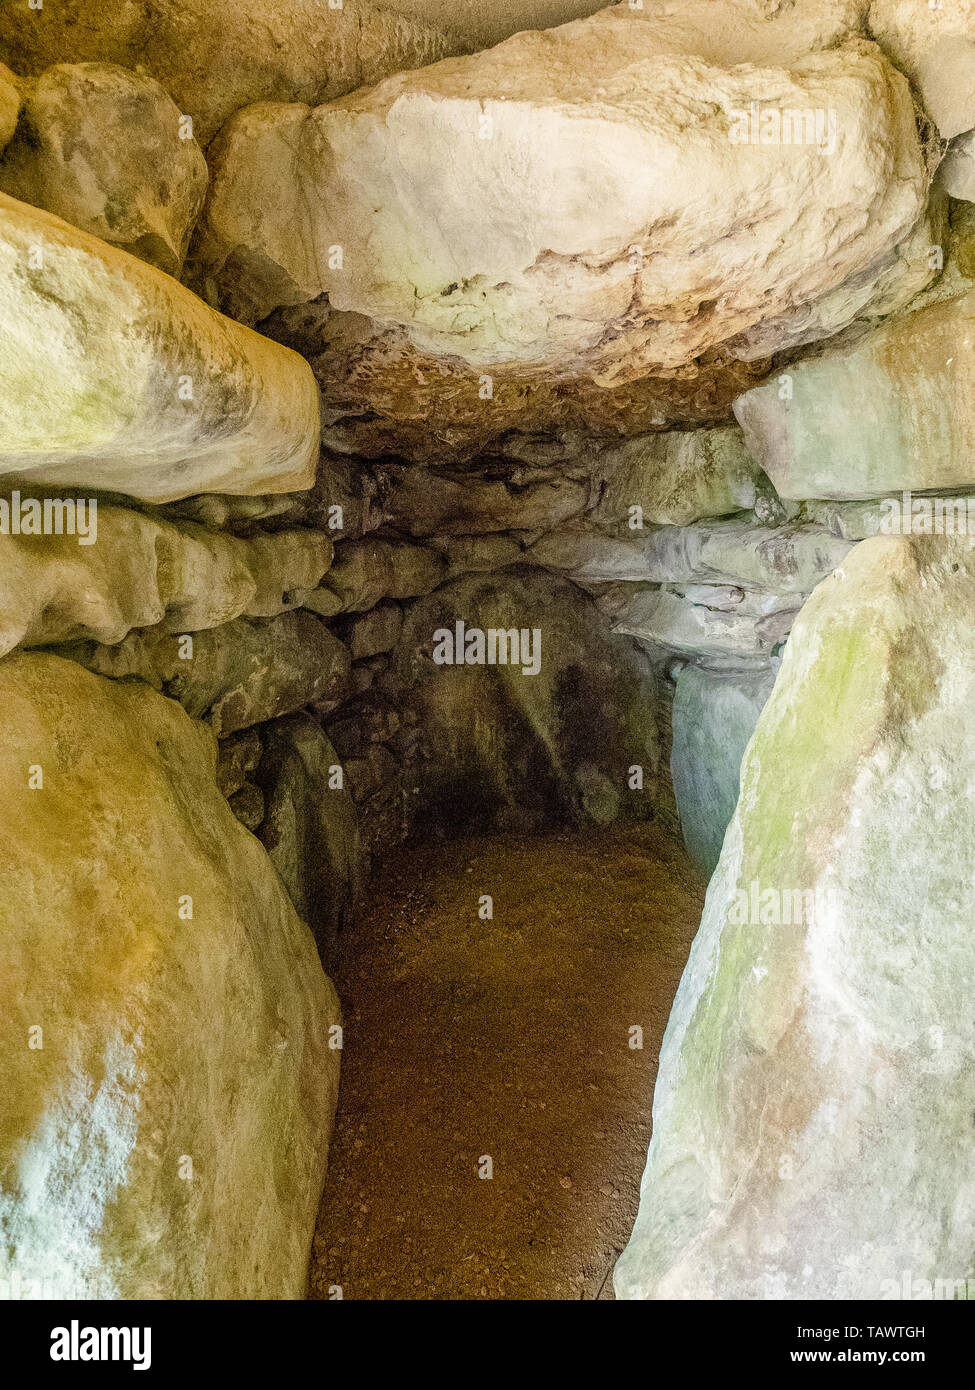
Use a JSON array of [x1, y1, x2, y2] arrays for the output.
[[0, 0, 974, 1300]]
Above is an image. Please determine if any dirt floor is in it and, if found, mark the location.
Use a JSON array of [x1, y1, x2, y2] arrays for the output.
[[309, 820, 706, 1301]]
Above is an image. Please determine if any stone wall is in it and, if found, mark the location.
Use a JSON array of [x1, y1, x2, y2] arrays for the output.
[[3, 0, 975, 1303]]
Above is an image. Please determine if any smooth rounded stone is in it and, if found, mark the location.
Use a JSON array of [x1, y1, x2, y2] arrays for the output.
[[0, 62, 20, 151], [870, 0, 975, 136], [319, 537, 445, 613], [0, 503, 332, 657], [670, 664, 776, 878], [0, 652, 340, 1299], [394, 566, 667, 830], [0, 192, 319, 502], [256, 713, 364, 951], [378, 463, 588, 537], [939, 129, 975, 203], [0, 0, 452, 148], [610, 587, 781, 668], [734, 287, 975, 500], [588, 425, 766, 528], [55, 610, 352, 737], [301, 585, 344, 619], [342, 601, 404, 661], [196, 19, 930, 369], [617, 533, 975, 1300], [0, 63, 208, 276]]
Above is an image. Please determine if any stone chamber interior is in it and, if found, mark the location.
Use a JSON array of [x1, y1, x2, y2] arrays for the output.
[[1, 0, 974, 1307]]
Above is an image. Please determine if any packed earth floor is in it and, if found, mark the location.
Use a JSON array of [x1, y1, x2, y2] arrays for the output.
[[310, 821, 706, 1301]]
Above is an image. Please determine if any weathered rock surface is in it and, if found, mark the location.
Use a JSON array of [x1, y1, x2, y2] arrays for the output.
[[670, 664, 775, 877], [617, 533, 975, 1299], [313, 318, 771, 462], [316, 537, 445, 613], [624, 0, 867, 66], [197, 19, 930, 378], [0, 652, 340, 1298], [612, 588, 791, 669], [532, 518, 853, 591], [0, 62, 20, 151], [379, 463, 588, 537], [0, 504, 331, 656], [870, 0, 975, 136], [0, 0, 452, 147], [395, 567, 666, 829], [433, 533, 524, 581], [734, 288, 975, 499], [589, 426, 768, 529], [56, 610, 351, 737], [342, 602, 404, 661], [0, 63, 208, 276], [0, 192, 319, 501], [256, 713, 363, 951], [939, 129, 975, 203]]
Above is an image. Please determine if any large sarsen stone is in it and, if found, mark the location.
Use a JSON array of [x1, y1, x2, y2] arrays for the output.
[[0, 653, 340, 1298]]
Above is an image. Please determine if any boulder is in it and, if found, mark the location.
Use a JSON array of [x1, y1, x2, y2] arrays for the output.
[[734, 288, 975, 500], [433, 533, 524, 580], [624, 0, 866, 66], [869, 0, 975, 136], [312, 316, 773, 463], [0, 63, 208, 276], [939, 129, 975, 203], [196, 19, 931, 373], [0, 503, 332, 657], [0, 652, 340, 1298], [394, 566, 667, 830], [670, 664, 776, 877], [0, 0, 452, 147], [0, 192, 319, 501], [588, 426, 768, 529], [616, 533, 975, 1299]]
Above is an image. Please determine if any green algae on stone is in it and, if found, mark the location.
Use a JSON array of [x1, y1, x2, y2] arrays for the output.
[[617, 534, 975, 1300]]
